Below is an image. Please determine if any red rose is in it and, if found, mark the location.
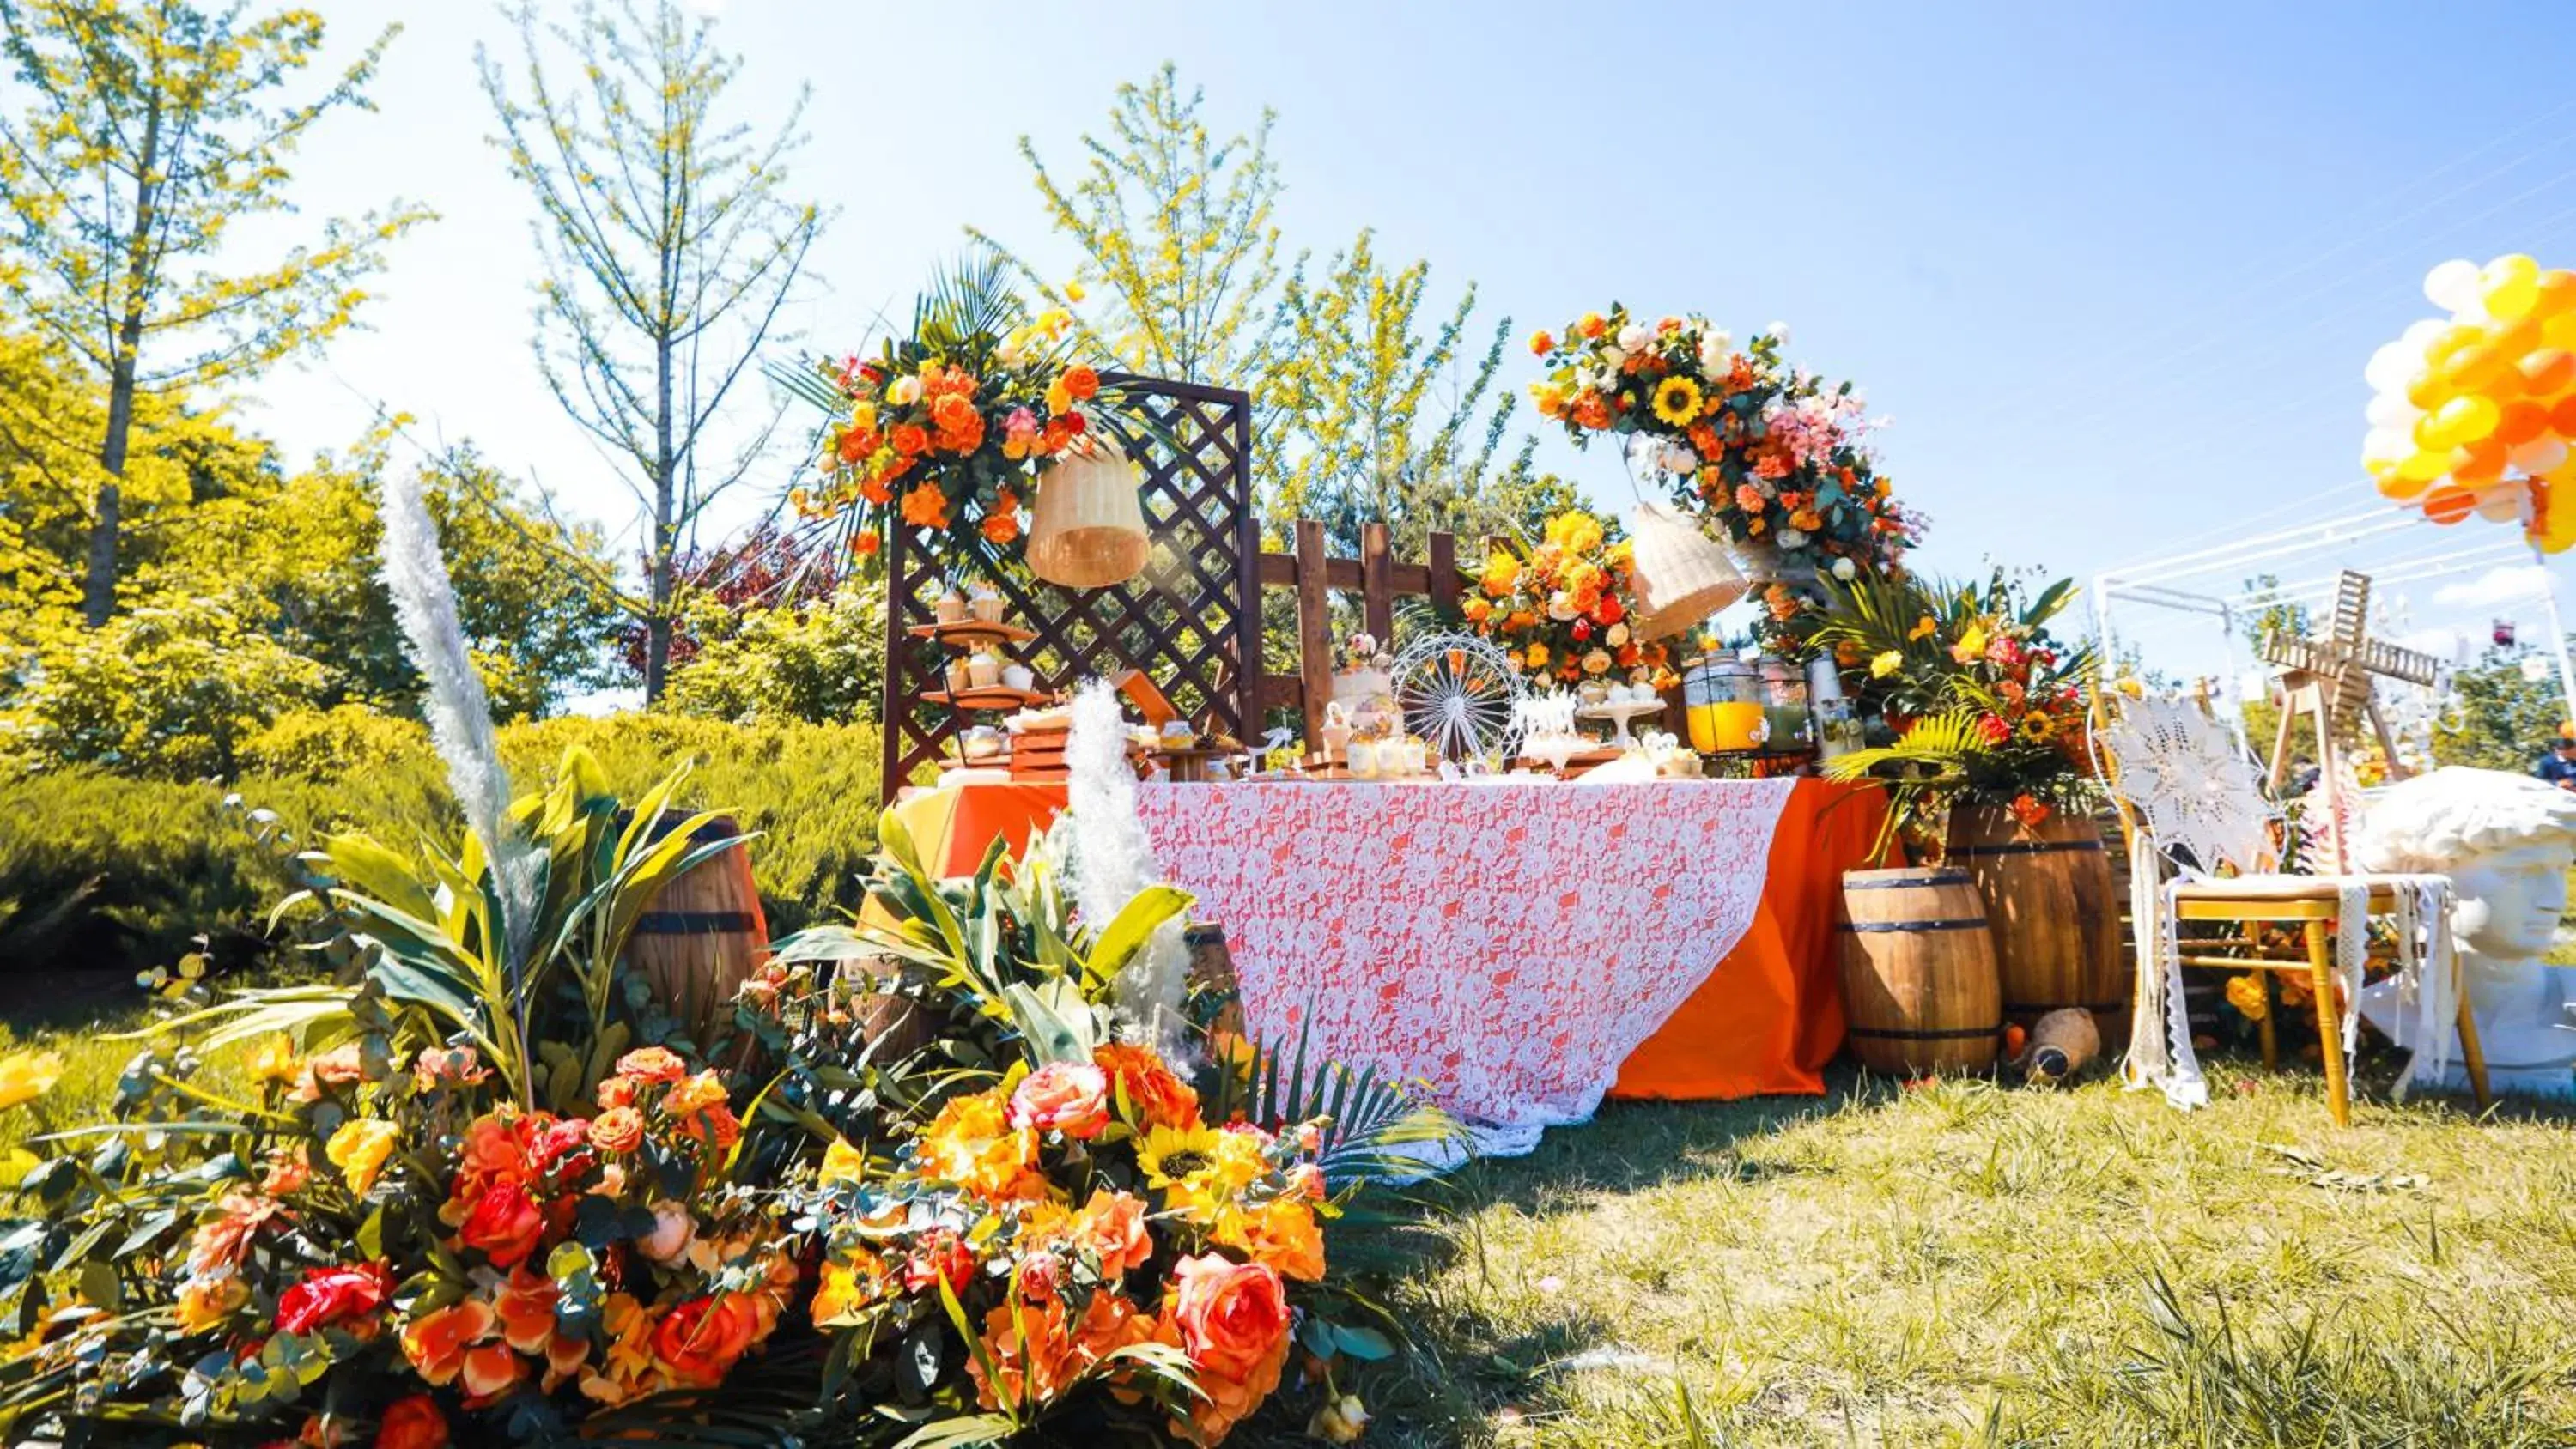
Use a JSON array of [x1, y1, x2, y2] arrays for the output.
[[1006, 1062, 1110, 1140], [1977, 713, 2010, 745], [1571, 618, 1592, 641], [374, 1393, 447, 1449], [456, 1181, 546, 1268], [1165, 1252, 1291, 1384], [1594, 596, 1625, 626], [527, 1117, 592, 1177], [652, 1293, 762, 1388], [901, 1229, 978, 1297], [274, 1261, 395, 1336]]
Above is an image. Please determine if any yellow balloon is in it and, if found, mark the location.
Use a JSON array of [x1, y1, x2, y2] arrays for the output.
[[2397, 446, 2454, 482], [2424, 393, 2501, 448], [2537, 471, 2576, 553], [2405, 367, 2456, 411], [2424, 323, 2485, 367], [2537, 269, 2576, 320], [2545, 312, 2576, 351]]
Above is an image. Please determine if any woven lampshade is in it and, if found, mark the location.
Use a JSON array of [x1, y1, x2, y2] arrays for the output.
[[1028, 439, 1151, 589], [1628, 503, 1747, 640]]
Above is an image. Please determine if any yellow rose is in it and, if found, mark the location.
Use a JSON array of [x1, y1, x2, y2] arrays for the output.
[[175, 1273, 248, 1333], [1525, 643, 1550, 669], [325, 1118, 401, 1197], [1869, 651, 1904, 679], [1907, 615, 1937, 641], [1480, 552, 1520, 598], [848, 399, 877, 433], [0, 1050, 63, 1111], [1064, 279, 1088, 303], [885, 375, 922, 407]]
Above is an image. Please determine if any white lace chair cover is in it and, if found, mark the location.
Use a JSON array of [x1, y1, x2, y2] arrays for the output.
[[2097, 694, 2455, 1108]]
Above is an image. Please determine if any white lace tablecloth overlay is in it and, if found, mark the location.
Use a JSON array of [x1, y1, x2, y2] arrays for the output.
[[1133, 779, 1798, 1156]]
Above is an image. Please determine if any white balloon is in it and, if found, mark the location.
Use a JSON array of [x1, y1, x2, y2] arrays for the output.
[[2365, 342, 2416, 391], [2427, 258, 2483, 312], [2363, 426, 2414, 466], [2453, 295, 2494, 328], [2475, 486, 2524, 522], [2511, 436, 2569, 474], [2365, 390, 2421, 428]]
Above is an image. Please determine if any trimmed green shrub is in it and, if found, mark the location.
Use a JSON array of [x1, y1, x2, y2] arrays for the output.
[[0, 712, 883, 983]]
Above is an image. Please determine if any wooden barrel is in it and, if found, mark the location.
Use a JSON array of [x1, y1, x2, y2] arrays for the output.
[[1835, 866, 2002, 1076], [624, 814, 767, 1034], [1946, 806, 2130, 1047]]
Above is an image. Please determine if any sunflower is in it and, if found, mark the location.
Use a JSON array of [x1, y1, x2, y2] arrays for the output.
[[1649, 375, 1704, 427], [1135, 1123, 1221, 1189], [2016, 712, 2059, 744]]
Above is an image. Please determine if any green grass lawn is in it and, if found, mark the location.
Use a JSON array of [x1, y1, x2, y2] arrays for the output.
[[1323, 1064, 2576, 1448], [9, 1001, 2574, 1448]]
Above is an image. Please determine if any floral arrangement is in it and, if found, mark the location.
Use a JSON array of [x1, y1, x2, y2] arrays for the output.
[[0, 753, 1446, 1447], [1462, 508, 1677, 688], [781, 252, 1160, 575], [1813, 570, 2101, 858], [1527, 306, 1920, 634]]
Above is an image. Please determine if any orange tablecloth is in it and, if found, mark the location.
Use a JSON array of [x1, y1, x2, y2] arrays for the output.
[[885, 778, 1880, 1102]]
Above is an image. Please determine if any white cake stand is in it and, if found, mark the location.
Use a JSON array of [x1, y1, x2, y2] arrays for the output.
[[1577, 700, 1666, 749]]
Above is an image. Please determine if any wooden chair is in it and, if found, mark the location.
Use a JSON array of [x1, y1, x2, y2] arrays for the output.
[[2093, 689, 2490, 1125]]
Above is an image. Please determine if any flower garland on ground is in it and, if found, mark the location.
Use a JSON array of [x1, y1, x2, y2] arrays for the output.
[[780, 256, 1160, 577], [1462, 509, 1678, 688], [1528, 306, 1921, 635]]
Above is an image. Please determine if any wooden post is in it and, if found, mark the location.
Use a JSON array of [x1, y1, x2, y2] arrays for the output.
[[1361, 522, 1394, 642], [1296, 518, 1334, 748], [1427, 531, 1459, 618]]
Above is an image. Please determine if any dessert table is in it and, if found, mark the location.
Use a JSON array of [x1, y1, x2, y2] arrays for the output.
[[884, 778, 1883, 1155]]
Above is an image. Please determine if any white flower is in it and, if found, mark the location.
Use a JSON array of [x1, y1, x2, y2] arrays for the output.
[[1607, 622, 1631, 647], [1599, 347, 1627, 372], [1765, 320, 1791, 344], [1616, 323, 1654, 353], [1546, 590, 1578, 621], [1777, 528, 1809, 549], [1697, 332, 1734, 371], [1658, 440, 1698, 475], [1832, 557, 1858, 581]]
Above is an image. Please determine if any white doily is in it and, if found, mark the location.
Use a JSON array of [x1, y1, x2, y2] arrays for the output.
[[2099, 695, 2277, 876]]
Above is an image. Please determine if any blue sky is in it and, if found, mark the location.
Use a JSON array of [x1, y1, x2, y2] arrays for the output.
[[238, 1, 2576, 682]]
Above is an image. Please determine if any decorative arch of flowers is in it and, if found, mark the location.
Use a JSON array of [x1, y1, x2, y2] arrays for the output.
[[1527, 306, 1922, 633], [1462, 508, 1678, 688]]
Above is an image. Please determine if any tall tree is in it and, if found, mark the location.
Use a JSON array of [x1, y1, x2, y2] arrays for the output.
[[478, 0, 824, 704], [971, 63, 1287, 476], [0, 0, 427, 625], [1265, 228, 1546, 555], [2433, 645, 2570, 774]]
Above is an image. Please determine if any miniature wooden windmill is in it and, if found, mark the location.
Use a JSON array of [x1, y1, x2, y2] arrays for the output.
[[2257, 569, 2440, 794]]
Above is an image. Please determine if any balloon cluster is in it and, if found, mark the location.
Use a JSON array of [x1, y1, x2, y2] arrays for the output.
[[2363, 256, 2576, 552]]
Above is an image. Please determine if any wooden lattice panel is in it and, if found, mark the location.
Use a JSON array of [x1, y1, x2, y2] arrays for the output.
[[880, 376, 1257, 798]]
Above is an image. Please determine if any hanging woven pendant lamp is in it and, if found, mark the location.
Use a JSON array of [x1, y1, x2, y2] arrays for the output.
[[1027, 436, 1151, 589], [1628, 502, 1747, 640]]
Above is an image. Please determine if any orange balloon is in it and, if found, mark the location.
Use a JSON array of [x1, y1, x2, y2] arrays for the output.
[[2455, 437, 2508, 483], [2495, 317, 2545, 360], [2520, 348, 2576, 397], [2421, 485, 2476, 524], [2440, 343, 2510, 392], [2537, 269, 2576, 318], [2551, 391, 2576, 438], [2497, 399, 2551, 446]]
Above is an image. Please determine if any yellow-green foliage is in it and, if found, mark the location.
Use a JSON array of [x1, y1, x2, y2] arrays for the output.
[[0, 712, 883, 981]]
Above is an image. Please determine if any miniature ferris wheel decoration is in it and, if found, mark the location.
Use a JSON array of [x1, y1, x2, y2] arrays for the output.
[[1392, 632, 1527, 762]]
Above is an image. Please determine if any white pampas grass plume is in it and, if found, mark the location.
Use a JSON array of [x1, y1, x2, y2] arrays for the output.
[[1064, 681, 1189, 1060], [376, 468, 541, 968]]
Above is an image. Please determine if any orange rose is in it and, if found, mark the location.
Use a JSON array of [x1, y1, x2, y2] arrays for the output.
[[588, 1106, 644, 1155], [653, 1292, 762, 1388], [890, 423, 930, 457], [1093, 1043, 1200, 1131], [663, 1071, 728, 1116], [455, 1181, 546, 1268], [969, 1292, 1148, 1413], [594, 1076, 637, 1111], [1528, 330, 1554, 356], [187, 1191, 281, 1276], [1008, 1061, 1111, 1140], [1073, 1189, 1153, 1277], [374, 1393, 447, 1449], [1576, 312, 1607, 339], [850, 530, 882, 557], [916, 1090, 1044, 1202], [290, 1042, 366, 1103], [613, 1046, 687, 1084], [399, 1300, 496, 1386], [1061, 364, 1100, 401], [1571, 391, 1611, 429], [931, 392, 977, 433], [981, 511, 1021, 545], [1165, 1252, 1290, 1384]]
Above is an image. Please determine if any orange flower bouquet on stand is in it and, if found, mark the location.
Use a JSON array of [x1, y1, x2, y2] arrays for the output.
[[775, 251, 1164, 578], [1464, 508, 1680, 691]]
